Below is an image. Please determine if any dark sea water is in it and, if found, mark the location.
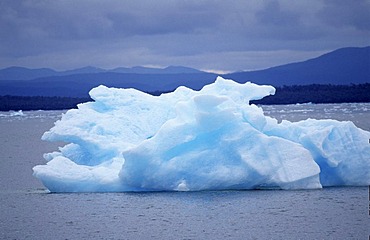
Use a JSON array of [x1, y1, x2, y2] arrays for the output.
[[1, 104, 369, 239]]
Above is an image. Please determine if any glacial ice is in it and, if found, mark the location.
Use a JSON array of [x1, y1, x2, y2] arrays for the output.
[[33, 77, 370, 192]]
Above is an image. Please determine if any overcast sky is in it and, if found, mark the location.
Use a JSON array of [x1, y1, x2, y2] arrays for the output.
[[1, 0, 369, 73]]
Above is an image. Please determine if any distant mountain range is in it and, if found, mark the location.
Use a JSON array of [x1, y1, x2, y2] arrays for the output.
[[0, 46, 369, 97], [0, 65, 204, 81]]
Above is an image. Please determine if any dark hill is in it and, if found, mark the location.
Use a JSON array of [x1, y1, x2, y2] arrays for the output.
[[224, 46, 370, 86]]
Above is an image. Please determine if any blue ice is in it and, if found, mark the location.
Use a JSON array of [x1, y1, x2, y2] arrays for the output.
[[33, 77, 370, 192]]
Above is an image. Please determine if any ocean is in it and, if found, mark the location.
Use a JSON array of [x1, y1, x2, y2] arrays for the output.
[[1, 103, 369, 239]]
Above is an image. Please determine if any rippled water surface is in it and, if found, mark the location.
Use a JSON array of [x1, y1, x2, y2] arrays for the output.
[[1, 104, 369, 239], [262, 102, 370, 131]]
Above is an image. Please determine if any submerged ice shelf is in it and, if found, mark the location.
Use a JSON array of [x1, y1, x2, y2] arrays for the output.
[[33, 77, 370, 192]]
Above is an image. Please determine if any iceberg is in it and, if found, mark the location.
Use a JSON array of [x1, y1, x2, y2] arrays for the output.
[[33, 77, 370, 192]]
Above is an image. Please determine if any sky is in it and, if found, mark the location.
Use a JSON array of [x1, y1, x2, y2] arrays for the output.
[[1, 0, 370, 73]]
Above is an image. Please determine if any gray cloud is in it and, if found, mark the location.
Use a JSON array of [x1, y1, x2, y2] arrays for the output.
[[318, 0, 370, 31], [256, 0, 300, 26], [0, 0, 369, 72]]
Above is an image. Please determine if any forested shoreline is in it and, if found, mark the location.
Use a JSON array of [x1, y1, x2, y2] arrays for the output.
[[1, 83, 370, 111], [250, 83, 370, 105], [0, 96, 91, 111]]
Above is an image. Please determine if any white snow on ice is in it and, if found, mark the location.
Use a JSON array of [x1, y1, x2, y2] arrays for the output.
[[33, 77, 370, 192]]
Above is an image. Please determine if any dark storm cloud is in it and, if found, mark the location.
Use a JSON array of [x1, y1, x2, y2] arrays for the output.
[[106, 2, 222, 36], [318, 0, 370, 31], [256, 0, 300, 26], [0, 1, 222, 55], [253, 0, 325, 42], [1, 1, 221, 39], [0, 0, 369, 72]]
